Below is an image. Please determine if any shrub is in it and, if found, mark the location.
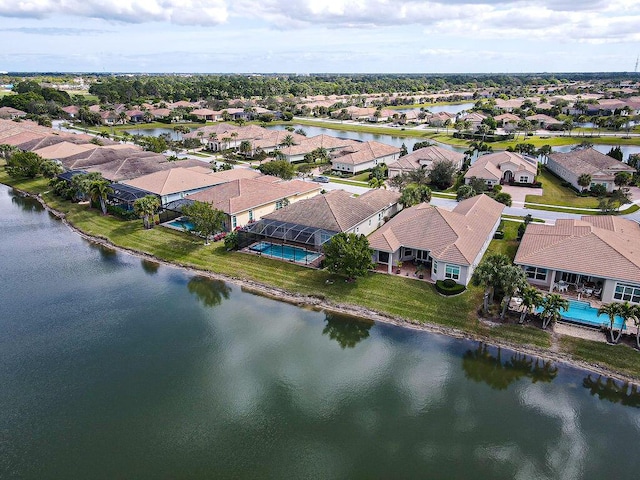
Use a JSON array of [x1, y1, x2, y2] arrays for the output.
[[107, 205, 138, 220], [435, 279, 466, 296]]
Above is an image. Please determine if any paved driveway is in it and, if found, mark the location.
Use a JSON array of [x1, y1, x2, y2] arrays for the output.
[[500, 185, 543, 204]]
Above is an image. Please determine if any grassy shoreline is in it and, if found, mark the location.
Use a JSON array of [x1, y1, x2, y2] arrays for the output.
[[2, 171, 639, 381]]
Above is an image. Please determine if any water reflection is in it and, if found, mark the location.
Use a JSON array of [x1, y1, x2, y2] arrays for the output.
[[322, 312, 373, 349], [140, 259, 160, 275], [187, 276, 231, 308], [462, 343, 558, 390], [90, 243, 118, 261], [10, 189, 44, 212], [582, 375, 640, 408]]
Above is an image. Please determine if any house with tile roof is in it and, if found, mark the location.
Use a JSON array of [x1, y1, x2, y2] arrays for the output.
[[525, 113, 563, 130], [279, 135, 355, 163], [514, 216, 640, 304], [546, 148, 635, 193], [0, 107, 27, 120], [494, 113, 521, 132], [368, 194, 504, 285], [185, 177, 322, 231], [330, 140, 401, 174], [387, 146, 465, 178], [122, 166, 265, 205], [241, 189, 401, 251], [464, 151, 538, 187]]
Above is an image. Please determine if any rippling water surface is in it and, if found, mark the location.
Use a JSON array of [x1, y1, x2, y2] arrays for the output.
[[1, 184, 639, 479]]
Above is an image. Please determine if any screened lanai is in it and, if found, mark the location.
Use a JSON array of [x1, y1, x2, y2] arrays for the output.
[[237, 218, 337, 252], [107, 183, 155, 210]]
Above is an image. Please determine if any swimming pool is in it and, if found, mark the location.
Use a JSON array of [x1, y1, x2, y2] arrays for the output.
[[538, 300, 626, 329], [250, 242, 321, 263], [166, 219, 196, 231]]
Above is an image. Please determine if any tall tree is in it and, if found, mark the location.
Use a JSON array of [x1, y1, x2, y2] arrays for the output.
[[519, 286, 544, 324], [428, 160, 457, 190], [88, 179, 113, 215], [597, 302, 625, 344], [133, 195, 160, 229], [323, 233, 373, 281], [540, 293, 569, 329], [182, 201, 226, 245], [498, 265, 528, 320], [471, 253, 510, 314], [577, 173, 592, 191]]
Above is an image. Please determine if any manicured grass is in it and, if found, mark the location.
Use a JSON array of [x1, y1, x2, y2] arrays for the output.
[[560, 337, 640, 379], [4, 171, 640, 379], [290, 119, 434, 139], [328, 177, 368, 187], [350, 172, 371, 182], [386, 101, 473, 110], [488, 324, 552, 349], [107, 122, 205, 132], [522, 204, 600, 215], [525, 169, 599, 208], [502, 214, 544, 223], [487, 220, 520, 260]]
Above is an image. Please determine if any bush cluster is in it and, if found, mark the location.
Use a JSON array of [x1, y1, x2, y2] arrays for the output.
[[435, 279, 466, 296]]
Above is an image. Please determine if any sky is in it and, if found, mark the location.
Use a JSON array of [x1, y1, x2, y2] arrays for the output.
[[1, 0, 639, 74]]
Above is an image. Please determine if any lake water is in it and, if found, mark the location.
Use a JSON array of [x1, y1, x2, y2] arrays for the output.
[[395, 102, 475, 115], [2, 183, 640, 479]]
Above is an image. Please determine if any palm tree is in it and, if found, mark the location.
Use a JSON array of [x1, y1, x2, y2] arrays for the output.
[[598, 302, 625, 344], [118, 111, 128, 125], [88, 179, 113, 215], [540, 293, 569, 329], [133, 195, 160, 229], [239, 140, 252, 157], [208, 132, 218, 150], [498, 265, 528, 319], [280, 134, 295, 147], [471, 253, 510, 314], [368, 177, 386, 189], [577, 173, 592, 192], [519, 285, 544, 324], [630, 305, 640, 349]]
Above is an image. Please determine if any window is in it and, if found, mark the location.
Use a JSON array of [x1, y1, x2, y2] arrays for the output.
[[433, 260, 438, 275], [378, 251, 389, 263], [275, 200, 283, 210], [445, 264, 460, 281], [524, 266, 547, 281], [404, 248, 413, 257], [519, 175, 528, 183], [248, 210, 253, 222], [613, 283, 640, 303], [231, 216, 237, 229]]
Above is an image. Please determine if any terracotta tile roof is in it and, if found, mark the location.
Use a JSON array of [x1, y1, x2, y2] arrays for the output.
[[387, 146, 464, 172], [251, 130, 307, 150], [548, 148, 635, 176], [62, 146, 151, 169], [263, 189, 399, 233], [280, 135, 354, 156], [465, 151, 537, 181], [0, 130, 48, 146], [514, 216, 640, 284], [494, 113, 521, 122], [525, 113, 562, 124], [34, 141, 97, 159], [122, 166, 224, 194], [368, 194, 504, 265], [185, 178, 321, 214], [332, 140, 400, 166]]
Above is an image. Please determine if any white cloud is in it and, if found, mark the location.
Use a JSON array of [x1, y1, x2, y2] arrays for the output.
[[0, 0, 229, 26]]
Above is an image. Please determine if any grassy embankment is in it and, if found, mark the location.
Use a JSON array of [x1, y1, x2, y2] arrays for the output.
[[4, 169, 640, 379], [526, 168, 640, 215]]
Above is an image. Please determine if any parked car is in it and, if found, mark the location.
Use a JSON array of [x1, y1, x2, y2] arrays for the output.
[[313, 176, 330, 183]]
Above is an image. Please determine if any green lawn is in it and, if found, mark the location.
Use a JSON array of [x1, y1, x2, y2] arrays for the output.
[[4, 170, 640, 379], [487, 220, 520, 260], [560, 337, 640, 380], [525, 169, 599, 208]]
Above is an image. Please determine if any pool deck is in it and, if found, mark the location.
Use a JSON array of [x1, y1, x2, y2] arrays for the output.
[[241, 245, 324, 269]]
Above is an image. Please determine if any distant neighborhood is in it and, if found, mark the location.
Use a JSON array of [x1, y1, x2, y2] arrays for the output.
[[2, 73, 640, 348]]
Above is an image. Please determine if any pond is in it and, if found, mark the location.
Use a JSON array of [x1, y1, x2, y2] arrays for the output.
[[1, 183, 640, 479]]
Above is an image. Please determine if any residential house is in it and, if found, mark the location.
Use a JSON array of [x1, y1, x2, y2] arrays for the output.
[[457, 112, 487, 130], [464, 151, 537, 187], [546, 148, 635, 193], [514, 216, 640, 304], [122, 166, 263, 205], [427, 111, 455, 128], [368, 194, 504, 285], [185, 176, 322, 231], [387, 146, 465, 178], [62, 105, 80, 118], [494, 113, 521, 132], [279, 135, 354, 163], [0, 107, 27, 120], [240, 189, 401, 251], [330, 141, 401, 174], [191, 108, 222, 122], [525, 114, 563, 130]]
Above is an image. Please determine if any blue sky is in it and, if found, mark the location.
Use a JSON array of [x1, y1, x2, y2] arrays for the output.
[[1, 0, 639, 73]]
